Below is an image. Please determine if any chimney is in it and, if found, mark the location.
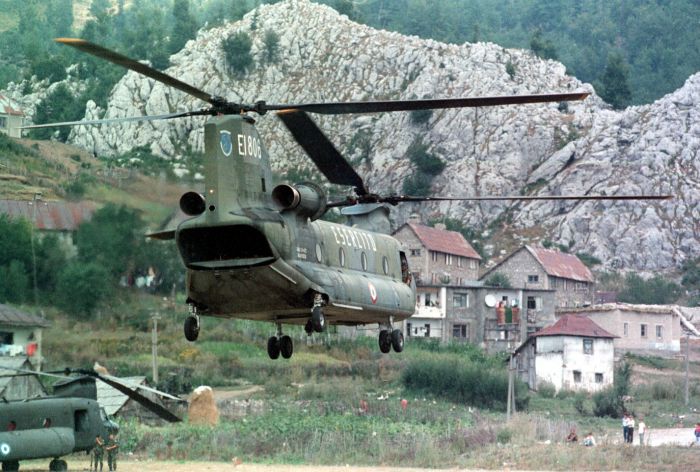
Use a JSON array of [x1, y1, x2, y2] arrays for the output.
[[408, 213, 421, 225]]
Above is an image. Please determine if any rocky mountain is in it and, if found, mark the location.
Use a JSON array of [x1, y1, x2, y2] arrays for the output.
[[15, 0, 700, 273]]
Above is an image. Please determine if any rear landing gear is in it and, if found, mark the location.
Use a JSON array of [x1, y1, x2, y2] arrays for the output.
[[378, 318, 403, 354], [268, 324, 294, 360], [49, 459, 67, 471]]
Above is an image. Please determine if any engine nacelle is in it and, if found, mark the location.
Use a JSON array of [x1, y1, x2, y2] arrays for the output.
[[179, 192, 206, 216], [272, 182, 327, 221]]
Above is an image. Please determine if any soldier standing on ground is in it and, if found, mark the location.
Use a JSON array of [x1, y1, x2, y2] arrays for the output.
[[93, 434, 105, 471], [105, 433, 119, 471]]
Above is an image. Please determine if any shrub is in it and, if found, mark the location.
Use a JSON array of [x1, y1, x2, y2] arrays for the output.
[[222, 31, 253, 76], [262, 29, 280, 63], [484, 272, 512, 288], [497, 428, 512, 444], [410, 108, 432, 125], [573, 392, 590, 416], [537, 381, 556, 399], [505, 61, 516, 79]]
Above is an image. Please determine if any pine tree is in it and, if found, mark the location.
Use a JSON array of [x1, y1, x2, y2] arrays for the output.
[[169, 0, 199, 54], [599, 52, 632, 109]]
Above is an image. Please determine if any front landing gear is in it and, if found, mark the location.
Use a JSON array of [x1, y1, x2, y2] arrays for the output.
[[378, 318, 404, 354], [49, 459, 67, 471], [184, 306, 200, 342], [268, 324, 294, 360]]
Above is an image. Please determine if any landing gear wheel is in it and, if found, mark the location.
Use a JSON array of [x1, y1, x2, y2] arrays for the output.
[[49, 459, 67, 471], [378, 329, 391, 354], [311, 306, 325, 333], [304, 320, 314, 335], [2, 461, 19, 472], [184, 315, 200, 342], [280, 335, 294, 359], [391, 329, 404, 353], [267, 336, 280, 360]]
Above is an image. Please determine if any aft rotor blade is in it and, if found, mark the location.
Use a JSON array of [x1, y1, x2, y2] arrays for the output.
[[265, 93, 589, 115], [21, 110, 210, 129], [328, 194, 673, 207], [95, 373, 182, 423], [56, 38, 216, 105], [277, 109, 367, 195]]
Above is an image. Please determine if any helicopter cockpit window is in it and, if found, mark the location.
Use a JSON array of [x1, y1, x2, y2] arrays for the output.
[[7, 421, 16, 431], [315, 243, 323, 263], [339, 247, 346, 267], [382, 256, 389, 275], [361, 252, 368, 271], [43, 418, 52, 428]]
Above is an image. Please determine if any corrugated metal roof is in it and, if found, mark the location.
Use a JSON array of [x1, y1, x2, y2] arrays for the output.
[[403, 223, 482, 260], [0, 304, 50, 328], [527, 245, 594, 282], [0, 94, 23, 116], [532, 314, 616, 339], [96, 376, 147, 416], [0, 199, 96, 231]]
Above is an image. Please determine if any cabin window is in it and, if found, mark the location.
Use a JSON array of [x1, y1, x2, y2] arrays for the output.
[[382, 256, 389, 275], [43, 418, 52, 428], [656, 325, 663, 340], [315, 244, 323, 263], [641, 324, 648, 338], [583, 338, 593, 355], [261, 177, 266, 192], [339, 247, 346, 267], [595, 373, 604, 383], [361, 252, 368, 271], [573, 371, 582, 383]]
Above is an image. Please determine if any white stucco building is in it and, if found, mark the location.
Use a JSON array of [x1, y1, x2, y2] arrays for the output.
[[515, 314, 616, 392]]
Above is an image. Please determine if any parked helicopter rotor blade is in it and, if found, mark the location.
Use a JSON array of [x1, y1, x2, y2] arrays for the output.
[[56, 38, 219, 107], [328, 194, 673, 208], [277, 109, 368, 196], [20, 110, 211, 130], [91, 372, 182, 423], [264, 92, 590, 115]]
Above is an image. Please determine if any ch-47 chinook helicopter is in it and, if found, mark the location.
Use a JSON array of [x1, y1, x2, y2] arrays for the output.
[[26, 38, 671, 360], [0, 367, 180, 471]]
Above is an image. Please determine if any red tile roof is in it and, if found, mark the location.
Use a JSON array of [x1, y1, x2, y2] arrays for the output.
[[532, 314, 616, 339], [0, 199, 96, 231], [0, 94, 23, 116], [405, 222, 481, 260], [527, 245, 594, 282]]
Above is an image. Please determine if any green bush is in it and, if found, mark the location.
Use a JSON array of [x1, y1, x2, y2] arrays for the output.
[[496, 428, 512, 444], [54, 262, 111, 318], [537, 381, 556, 399], [222, 31, 253, 76]]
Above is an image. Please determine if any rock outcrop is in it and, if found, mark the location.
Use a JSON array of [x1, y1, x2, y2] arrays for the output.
[[12, 0, 700, 272]]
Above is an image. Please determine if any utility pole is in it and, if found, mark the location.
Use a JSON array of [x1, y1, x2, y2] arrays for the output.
[[685, 331, 690, 406], [30, 192, 42, 305], [151, 312, 161, 385], [507, 352, 516, 421]]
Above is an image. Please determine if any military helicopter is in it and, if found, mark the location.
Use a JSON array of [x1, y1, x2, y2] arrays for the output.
[[0, 366, 180, 472], [26, 38, 670, 360]]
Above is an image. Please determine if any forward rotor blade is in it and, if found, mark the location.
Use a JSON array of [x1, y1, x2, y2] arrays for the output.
[[277, 109, 367, 195], [56, 38, 216, 105], [20, 110, 210, 129], [328, 194, 673, 207], [95, 373, 182, 423], [265, 93, 589, 115]]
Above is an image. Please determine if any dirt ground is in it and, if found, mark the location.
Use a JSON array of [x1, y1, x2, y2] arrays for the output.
[[21, 462, 461, 472]]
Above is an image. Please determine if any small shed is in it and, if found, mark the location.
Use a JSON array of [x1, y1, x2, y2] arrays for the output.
[[0, 357, 46, 400], [0, 304, 50, 370], [515, 314, 616, 392], [96, 376, 184, 425]]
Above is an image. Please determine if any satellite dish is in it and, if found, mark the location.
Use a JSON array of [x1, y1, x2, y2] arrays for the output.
[[484, 294, 497, 307]]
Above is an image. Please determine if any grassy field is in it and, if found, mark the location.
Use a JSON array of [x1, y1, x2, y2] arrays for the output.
[[34, 289, 700, 470]]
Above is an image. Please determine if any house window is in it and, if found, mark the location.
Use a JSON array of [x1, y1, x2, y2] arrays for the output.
[[452, 323, 468, 339], [406, 322, 412, 337], [431, 251, 438, 262], [528, 275, 539, 283], [457, 257, 462, 267], [583, 338, 593, 355], [656, 325, 663, 340], [424, 324, 431, 337], [0, 117, 6, 129], [641, 324, 648, 338], [623, 322, 629, 337], [445, 254, 453, 265], [424, 293, 431, 307], [595, 373, 604, 383], [469, 259, 477, 269], [453, 293, 469, 308], [0, 332, 13, 345], [527, 296, 542, 310], [573, 371, 582, 383], [410, 248, 421, 257]]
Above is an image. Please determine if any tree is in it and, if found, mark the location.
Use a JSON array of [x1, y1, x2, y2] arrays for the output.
[[485, 272, 512, 289], [262, 30, 280, 64], [54, 262, 111, 319], [222, 32, 253, 76], [617, 273, 681, 305], [529, 29, 558, 60], [169, 0, 199, 54], [598, 52, 632, 109], [30, 84, 84, 142]]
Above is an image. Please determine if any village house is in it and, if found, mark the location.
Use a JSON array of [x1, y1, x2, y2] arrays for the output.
[[0, 303, 50, 370], [561, 303, 700, 354], [515, 314, 616, 392], [480, 245, 595, 309], [0, 199, 96, 252], [0, 357, 46, 400], [0, 94, 24, 138], [393, 217, 482, 286]]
